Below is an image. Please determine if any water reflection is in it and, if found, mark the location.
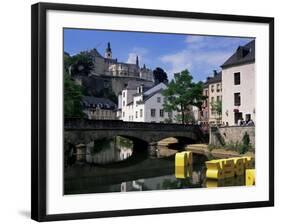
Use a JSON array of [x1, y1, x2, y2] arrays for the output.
[[85, 136, 133, 165], [64, 136, 247, 195]]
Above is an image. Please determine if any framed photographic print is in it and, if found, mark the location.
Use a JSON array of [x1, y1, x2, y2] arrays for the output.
[[31, 2, 274, 222]]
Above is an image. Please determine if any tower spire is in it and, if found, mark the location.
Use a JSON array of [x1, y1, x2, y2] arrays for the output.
[[136, 55, 139, 67], [105, 42, 112, 59]]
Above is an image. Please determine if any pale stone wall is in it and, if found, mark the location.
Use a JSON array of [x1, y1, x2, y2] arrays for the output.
[[210, 126, 255, 148]]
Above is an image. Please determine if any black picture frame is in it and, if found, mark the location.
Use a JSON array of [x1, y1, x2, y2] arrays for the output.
[[31, 2, 274, 222]]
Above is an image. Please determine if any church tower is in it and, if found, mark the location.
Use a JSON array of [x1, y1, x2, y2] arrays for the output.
[[105, 42, 112, 59], [136, 55, 139, 67]]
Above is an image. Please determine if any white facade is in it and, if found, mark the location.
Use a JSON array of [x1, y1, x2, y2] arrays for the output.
[[222, 63, 255, 126], [208, 80, 222, 124], [119, 83, 178, 123]]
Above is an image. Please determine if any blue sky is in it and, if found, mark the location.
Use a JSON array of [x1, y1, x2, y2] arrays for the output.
[[64, 28, 254, 82]]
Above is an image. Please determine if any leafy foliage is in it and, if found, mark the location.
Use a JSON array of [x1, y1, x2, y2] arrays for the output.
[[211, 100, 222, 121], [64, 71, 84, 118], [65, 51, 94, 76], [240, 132, 250, 154], [163, 69, 206, 124], [153, 67, 168, 84]]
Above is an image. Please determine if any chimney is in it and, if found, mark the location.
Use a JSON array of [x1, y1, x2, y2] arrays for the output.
[[213, 70, 218, 76], [140, 84, 144, 93]]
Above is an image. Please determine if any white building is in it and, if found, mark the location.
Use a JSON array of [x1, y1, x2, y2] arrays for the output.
[[200, 71, 222, 125], [118, 83, 179, 123], [221, 40, 255, 126]]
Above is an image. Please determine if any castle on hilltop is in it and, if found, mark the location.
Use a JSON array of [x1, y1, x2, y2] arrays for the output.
[[84, 42, 154, 82]]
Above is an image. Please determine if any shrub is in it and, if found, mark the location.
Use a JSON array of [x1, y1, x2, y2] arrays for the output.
[[240, 132, 250, 154]]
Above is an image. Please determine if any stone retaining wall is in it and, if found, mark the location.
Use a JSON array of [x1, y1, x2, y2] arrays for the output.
[[210, 126, 255, 148]]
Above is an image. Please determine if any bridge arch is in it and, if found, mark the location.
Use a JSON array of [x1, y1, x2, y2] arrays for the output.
[[64, 118, 206, 148]]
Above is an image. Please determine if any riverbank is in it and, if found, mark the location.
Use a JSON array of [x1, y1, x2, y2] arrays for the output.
[[185, 144, 255, 159]]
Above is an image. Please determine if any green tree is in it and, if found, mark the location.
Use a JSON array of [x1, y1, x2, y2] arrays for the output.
[[211, 100, 222, 122], [163, 69, 206, 124], [153, 67, 168, 84], [64, 71, 84, 118], [67, 52, 94, 76], [64, 52, 72, 71]]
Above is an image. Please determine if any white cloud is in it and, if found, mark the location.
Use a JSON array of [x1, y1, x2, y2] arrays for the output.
[[158, 35, 252, 81], [185, 35, 205, 44], [126, 47, 148, 65], [160, 48, 231, 80], [160, 51, 192, 80], [127, 52, 139, 64]]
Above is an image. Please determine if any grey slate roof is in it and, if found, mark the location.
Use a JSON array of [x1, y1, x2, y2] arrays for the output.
[[205, 71, 222, 85], [82, 96, 117, 109], [221, 40, 255, 68], [87, 48, 103, 58], [125, 81, 153, 90], [133, 87, 152, 96], [137, 89, 163, 104]]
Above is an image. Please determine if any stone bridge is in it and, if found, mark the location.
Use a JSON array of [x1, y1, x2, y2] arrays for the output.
[[64, 118, 206, 146]]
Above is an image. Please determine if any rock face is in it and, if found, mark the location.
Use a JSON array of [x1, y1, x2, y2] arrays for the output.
[[73, 75, 154, 100]]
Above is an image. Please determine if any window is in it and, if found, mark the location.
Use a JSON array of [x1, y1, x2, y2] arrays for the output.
[[160, 109, 164, 117], [234, 72, 241, 85], [216, 84, 220, 92], [123, 91, 125, 97], [157, 97, 161, 103], [123, 101, 125, 107], [135, 111, 138, 118], [140, 109, 143, 118], [123, 112, 125, 117], [234, 92, 241, 106], [211, 97, 214, 103], [151, 109, 156, 117], [217, 96, 220, 102]]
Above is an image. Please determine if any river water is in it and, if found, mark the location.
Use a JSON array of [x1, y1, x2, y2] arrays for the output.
[[64, 136, 246, 195]]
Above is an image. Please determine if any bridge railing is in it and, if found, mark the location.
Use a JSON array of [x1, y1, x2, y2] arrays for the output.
[[64, 118, 199, 131]]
